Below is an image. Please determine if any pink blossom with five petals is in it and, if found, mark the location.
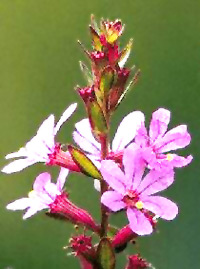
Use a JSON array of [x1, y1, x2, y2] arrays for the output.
[[101, 143, 178, 235], [6, 168, 69, 219], [135, 108, 192, 171], [2, 103, 77, 174]]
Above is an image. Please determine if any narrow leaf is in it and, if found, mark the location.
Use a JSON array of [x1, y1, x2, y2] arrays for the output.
[[79, 61, 93, 85], [91, 14, 100, 34], [118, 39, 133, 68], [97, 238, 115, 269], [77, 40, 91, 58], [68, 145, 102, 179], [89, 26, 102, 51], [116, 69, 140, 109]]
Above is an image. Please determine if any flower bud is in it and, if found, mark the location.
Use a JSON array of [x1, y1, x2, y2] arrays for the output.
[[108, 68, 131, 111], [101, 19, 123, 44], [77, 86, 96, 103], [69, 235, 96, 269], [125, 255, 151, 269], [87, 99, 108, 142], [112, 225, 137, 250]]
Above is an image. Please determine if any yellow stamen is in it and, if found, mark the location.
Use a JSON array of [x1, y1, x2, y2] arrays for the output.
[[28, 190, 36, 198], [166, 154, 174, 161], [135, 201, 143, 210], [107, 32, 118, 44]]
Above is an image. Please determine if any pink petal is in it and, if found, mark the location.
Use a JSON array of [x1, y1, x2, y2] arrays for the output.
[[155, 125, 191, 153], [33, 172, 51, 192], [142, 196, 178, 220], [135, 125, 148, 147], [100, 160, 126, 194], [73, 118, 101, 155], [44, 182, 60, 201], [127, 208, 153, 235], [54, 103, 77, 135], [5, 148, 27, 159], [56, 168, 69, 191], [2, 158, 38, 174], [112, 111, 145, 151], [169, 154, 193, 168], [149, 108, 170, 142], [6, 198, 31, 210], [123, 143, 145, 190], [140, 147, 158, 169], [101, 191, 126, 212], [35, 114, 55, 150], [137, 170, 174, 196], [25, 136, 51, 162], [23, 203, 48, 219]]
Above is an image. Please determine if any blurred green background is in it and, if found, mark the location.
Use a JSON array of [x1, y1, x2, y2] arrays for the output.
[[0, 0, 199, 268]]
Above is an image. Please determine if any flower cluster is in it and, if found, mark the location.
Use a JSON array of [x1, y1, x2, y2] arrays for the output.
[[2, 16, 192, 269]]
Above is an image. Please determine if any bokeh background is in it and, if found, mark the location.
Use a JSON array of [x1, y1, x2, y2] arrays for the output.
[[0, 0, 199, 268]]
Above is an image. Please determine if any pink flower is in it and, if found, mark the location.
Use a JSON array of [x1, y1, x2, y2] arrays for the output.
[[2, 103, 77, 174], [6, 168, 69, 219], [7, 169, 99, 232], [101, 144, 178, 236], [73, 111, 145, 168], [135, 108, 192, 171]]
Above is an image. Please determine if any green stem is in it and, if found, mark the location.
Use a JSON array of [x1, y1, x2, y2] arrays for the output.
[[100, 134, 109, 238]]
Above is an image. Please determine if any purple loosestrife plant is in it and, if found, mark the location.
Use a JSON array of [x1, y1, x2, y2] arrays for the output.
[[2, 16, 192, 269]]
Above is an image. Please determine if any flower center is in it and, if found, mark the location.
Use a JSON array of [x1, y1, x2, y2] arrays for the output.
[[123, 190, 143, 210], [28, 190, 37, 199], [166, 153, 174, 161]]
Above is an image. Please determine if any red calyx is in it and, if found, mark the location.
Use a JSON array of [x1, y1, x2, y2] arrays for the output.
[[126, 254, 150, 269], [78, 86, 96, 103], [49, 193, 100, 233], [47, 144, 81, 172]]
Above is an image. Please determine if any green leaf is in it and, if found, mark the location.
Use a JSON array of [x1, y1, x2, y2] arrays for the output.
[[97, 238, 115, 269], [68, 145, 102, 179], [79, 61, 93, 85], [89, 26, 102, 51], [88, 100, 108, 140], [116, 69, 140, 109], [100, 67, 115, 97], [118, 38, 133, 68]]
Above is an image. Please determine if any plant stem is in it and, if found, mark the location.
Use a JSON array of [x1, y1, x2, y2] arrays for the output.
[[100, 134, 109, 237]]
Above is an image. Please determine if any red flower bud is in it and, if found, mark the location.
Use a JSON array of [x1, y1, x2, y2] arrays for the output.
[[112, 225, 137, 250], [78, 86, 96, 103], [125, 255, 150, 269], [69, 235, 96, 269]]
